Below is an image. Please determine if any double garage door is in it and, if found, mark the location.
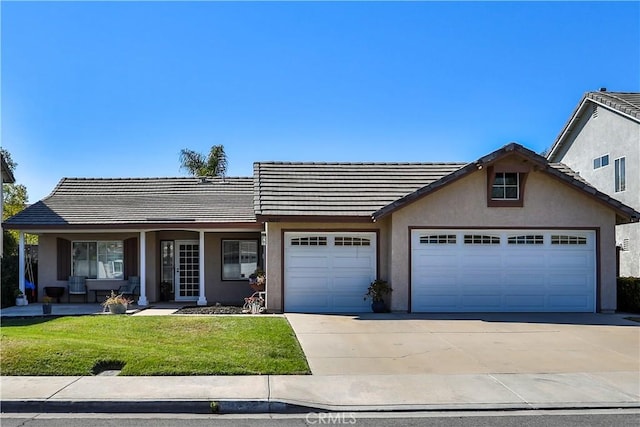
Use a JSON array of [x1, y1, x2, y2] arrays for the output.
[[284, 229, 596, 313], [411, 229, 596, 312], [284, 232, 376, 313]]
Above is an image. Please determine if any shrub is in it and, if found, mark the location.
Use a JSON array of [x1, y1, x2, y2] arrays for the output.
[[1, 254, 19, 308], [617, 277, 640, 313]]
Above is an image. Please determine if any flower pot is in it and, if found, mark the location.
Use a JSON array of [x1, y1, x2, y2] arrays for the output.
[[371, 300, 386, 313], [42, 304, 52, 315], [108, 303, 127, 314], [16, 297, 27, 306]]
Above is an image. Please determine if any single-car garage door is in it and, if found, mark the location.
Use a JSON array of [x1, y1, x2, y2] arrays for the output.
[[284, 232, 377, 313], [411, 229, 596, 312]]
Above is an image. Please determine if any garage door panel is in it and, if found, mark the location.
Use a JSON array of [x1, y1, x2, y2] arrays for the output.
[[287, 255, 330, 269], [411, 229, 595, 313], [461, 255, 502, 268], [285, 232, 376, 313], [504, 295, 546, 307]]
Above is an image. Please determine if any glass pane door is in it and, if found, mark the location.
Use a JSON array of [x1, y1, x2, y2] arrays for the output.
[[175, 240, 199, 301]]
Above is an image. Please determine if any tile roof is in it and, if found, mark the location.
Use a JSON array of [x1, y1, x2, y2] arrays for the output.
[[253, 162, 468, 218], [5, 177, 257, 230], [547, 91, 640, 161]]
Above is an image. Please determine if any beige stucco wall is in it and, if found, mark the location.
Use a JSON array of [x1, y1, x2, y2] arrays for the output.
[[389, 163, 618, 312], [37, 230, 261, 305], [37, 232, 139, 302], [264, 220, 391, 312]]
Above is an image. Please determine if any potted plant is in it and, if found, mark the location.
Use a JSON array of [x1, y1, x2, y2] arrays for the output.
[[102, 291, 132, 314], [249, 268, 266, 292], [15, 290, 27, 306], [364, 279, 392, 313], [42, 296, 53, 315]]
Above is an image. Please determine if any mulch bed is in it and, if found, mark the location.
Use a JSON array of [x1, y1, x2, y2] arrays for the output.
[[173, 305, 245, 315]]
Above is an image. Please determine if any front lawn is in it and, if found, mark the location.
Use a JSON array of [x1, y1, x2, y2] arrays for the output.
[[0, 316, 310, 376]]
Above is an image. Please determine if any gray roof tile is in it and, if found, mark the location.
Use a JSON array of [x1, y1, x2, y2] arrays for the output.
[[5, 177, 257, 229], [254, 162, 467, 217]]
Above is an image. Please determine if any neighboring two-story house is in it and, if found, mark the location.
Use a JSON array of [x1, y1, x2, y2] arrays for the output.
[[547, 90, 640, 277]]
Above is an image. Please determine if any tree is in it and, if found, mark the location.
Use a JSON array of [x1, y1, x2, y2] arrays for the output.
[[179, 145, 228, 178]]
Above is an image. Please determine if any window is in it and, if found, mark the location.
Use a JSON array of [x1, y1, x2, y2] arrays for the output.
[[72, 241, 124, 279], [420, 235, 456, 244], [551, 235, 587, 245], [593, 154, 609, 169], [222, 240, 258, 280], [290, 236, 327, 246], [464, 235, 500, 245], [508, 235, 544, 245], [492, 172, 519, 200], [615, 157, 626, 192], [335, 236, 371, 246], [487, 166, 529, 207]]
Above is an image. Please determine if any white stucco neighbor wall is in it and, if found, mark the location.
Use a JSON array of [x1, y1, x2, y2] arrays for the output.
[[553, 107, 640, 277], [388, 163, 618, 313]]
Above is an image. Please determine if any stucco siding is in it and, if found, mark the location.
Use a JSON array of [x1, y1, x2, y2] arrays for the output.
[[389, 164, 618, 312], [558, 107, 639, 210]]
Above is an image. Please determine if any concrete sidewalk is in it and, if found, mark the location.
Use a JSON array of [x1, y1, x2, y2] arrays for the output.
[[2, 371, 639, 413]]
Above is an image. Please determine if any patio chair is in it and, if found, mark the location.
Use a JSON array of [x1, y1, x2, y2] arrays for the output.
[[67, 276, 88, 303], [118, 276, 140, 301]]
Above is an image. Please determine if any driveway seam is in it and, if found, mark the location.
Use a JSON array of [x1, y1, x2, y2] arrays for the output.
[[488, 374, 531, 408]]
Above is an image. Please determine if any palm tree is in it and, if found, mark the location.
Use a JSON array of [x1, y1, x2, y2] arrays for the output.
[[179, 145, 228, 178]]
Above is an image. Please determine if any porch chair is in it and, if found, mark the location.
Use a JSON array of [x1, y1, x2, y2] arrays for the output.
[[118, 276, 140, 302], [67, 276, 88, 303]]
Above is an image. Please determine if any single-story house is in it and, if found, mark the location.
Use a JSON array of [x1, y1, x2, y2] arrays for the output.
[[6, 143, 639, 313]]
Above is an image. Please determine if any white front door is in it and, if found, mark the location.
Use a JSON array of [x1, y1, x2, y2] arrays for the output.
[[175, 240, 200, 301], [284, 232, 377, 313], [411, 229, 596, 312]]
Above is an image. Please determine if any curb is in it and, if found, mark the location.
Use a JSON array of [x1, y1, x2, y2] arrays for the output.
[[0, 400, 314, 414], [2, 400, 639, 414]]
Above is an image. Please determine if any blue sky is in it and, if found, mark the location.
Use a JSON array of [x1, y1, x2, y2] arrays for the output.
[[2, 1, 639, 203]]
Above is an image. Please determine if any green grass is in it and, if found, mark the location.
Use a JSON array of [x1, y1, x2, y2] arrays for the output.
[[0, 316, 310, 376]]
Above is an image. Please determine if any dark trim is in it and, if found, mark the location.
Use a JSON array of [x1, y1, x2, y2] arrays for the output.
[[4, 222, 263, 231], [257, 215, 374, 224], [56, 238, 71, 280], [280, 228, 381, 313], [595, 227, 601, 313]]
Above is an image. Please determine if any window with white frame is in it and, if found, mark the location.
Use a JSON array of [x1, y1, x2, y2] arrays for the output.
[[593, 154, 609, 169], [615, 157, 626, 192], [491, 172, 519, 200], [72, 241, 124, 279], [222, 240, 258, 280]]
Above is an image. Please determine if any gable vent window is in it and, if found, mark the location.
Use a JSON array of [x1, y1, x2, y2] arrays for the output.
[[592, 104, 598, 119], [622, 238, 630, 251], [593, 154, 609, 170], [464, 235, 500, 245], [551, 235, 587, 245], [335, 237, 371, 246], [420, 235, 456, 244], [508, 235, 544, 245], [290, 236, 327, 246]]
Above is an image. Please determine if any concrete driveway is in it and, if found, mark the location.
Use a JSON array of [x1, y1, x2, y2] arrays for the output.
[[285, 312, 640, 376]]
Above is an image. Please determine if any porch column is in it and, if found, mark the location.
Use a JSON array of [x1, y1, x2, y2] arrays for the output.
[[197, 230, 207, 306], [137, 231, 149, 306], [18, 231, 25, 295]]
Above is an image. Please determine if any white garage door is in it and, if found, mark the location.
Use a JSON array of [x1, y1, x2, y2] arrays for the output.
[[284, 232, 377, 313], [411, 229, 596, 312]]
